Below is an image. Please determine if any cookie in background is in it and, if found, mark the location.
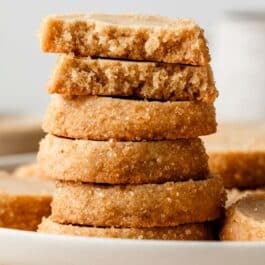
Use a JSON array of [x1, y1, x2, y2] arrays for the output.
[[220, 193, 265, 241], [0, 115, 44, 156], [203, 123, 265, 189], [0, 166, 54, 231], [203, 123, 265, 241]]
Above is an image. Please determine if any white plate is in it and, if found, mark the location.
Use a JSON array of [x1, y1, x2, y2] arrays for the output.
[[0, 228, 265, 265], [0, 154, 265, 265]]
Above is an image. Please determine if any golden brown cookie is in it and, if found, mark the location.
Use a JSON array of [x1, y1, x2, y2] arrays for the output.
[[38, 218, 214, 240], [43, 95, 216, 141], [220, 193, 265, 241], [47, 55, 217, 102], [38, 134, 208, 184], [203, 123, 265, 189], [40, 13, 210, 65], [0, 171, 54, 231], [51, 176, 225, 228]]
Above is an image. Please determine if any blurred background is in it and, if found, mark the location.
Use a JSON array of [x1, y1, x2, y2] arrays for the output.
[[0, 0, 265, 156]]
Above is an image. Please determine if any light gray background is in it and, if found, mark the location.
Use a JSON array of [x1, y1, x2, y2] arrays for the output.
[[0, 0, 264, 116]]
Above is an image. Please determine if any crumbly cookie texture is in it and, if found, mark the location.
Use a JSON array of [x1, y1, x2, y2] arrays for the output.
[[43, 95, 216, 141], [0, 171, 53, 231], [40, 13, 210, 65], [220, 193, 265, 241], [38, 218, 214, 240], [51, 176, 225, 228], [203, 123, 265, 189], [38, 134, 208, 184], [47, 55, 217, 102]]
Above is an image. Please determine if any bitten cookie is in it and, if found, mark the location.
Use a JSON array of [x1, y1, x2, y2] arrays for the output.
[[51, 176, 225, 228], [226, 188, 265, 208], [40, 13, 210, 65], [38, 134, 208, 184], [220, 193, 265, 241], [0, 171, 54, 231], [47, 55, 217, 102], [203, 123, 265, 189], [43, 95, 216, 141], [38, 218, 214, 240]]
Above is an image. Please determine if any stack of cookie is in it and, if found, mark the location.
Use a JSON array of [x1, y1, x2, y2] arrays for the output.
[[37, 13, 225, 240]]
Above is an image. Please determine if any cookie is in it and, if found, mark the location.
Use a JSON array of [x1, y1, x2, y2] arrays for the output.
[[51, 176, 225, 228], [0, 115, 44, 155], [47, 55, 217, 102], [203, 123, 265, 189], [220, 193, 265, 241], [0, 171, 54, 231], [40, 13, 210, 65], [13, 163, 49, 180], [43, 95, 216, 141], [38, 218, 214, 240], [38, 134, 208, 184], [226, 188, 265, 208]]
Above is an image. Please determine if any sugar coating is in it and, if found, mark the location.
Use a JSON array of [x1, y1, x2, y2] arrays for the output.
[[203, 123, 265, 189], [40, 13, 210, 65], [0, 171, 52, 231], [38, 218, 214, 240], [43, 95, 216, 141], [38, 134, 208, 184], [51, 176, 225, 228], [220, 193, 265, 241], [47, 55, 217, 102]]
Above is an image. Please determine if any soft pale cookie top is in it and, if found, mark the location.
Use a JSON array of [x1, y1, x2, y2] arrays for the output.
[[40, 13, 210, 65], [0, 171, 54, 195], [59, 13, 197, 28], [203, 123, 265, 152]]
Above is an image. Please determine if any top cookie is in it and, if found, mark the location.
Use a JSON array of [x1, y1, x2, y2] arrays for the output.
[[40, 13, 210, 65]]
